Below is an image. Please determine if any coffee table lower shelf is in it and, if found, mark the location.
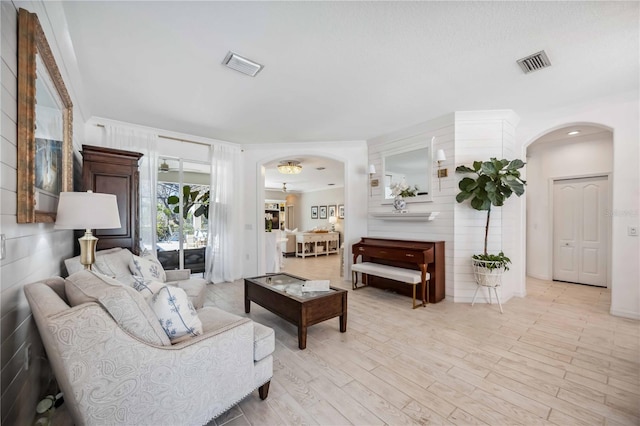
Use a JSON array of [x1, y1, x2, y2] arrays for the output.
[[244, 274, 348, 350]]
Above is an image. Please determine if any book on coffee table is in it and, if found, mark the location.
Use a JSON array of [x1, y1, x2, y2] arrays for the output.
[[302, 280, 330, 292]]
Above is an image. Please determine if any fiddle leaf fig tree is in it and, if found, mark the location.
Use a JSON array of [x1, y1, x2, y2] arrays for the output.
[[167, 185, 210, 220], [456, 158, 526, 265]]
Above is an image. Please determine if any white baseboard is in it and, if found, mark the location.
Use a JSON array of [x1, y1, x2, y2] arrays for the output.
[[610, 308, 640, 320], [526, 272, 551, 281]]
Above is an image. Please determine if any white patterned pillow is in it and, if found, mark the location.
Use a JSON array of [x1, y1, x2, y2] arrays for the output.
[[65, 270, 171, 346], [132, 278, 165, 300], [129, 254, 166, 283], [148, 286, 203, 343]]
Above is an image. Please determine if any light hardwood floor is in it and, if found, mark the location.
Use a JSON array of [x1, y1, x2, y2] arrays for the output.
[[208, 255, 639, 426]]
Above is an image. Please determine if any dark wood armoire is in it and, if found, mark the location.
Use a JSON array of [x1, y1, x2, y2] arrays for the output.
[[81, 145, 143, 254]]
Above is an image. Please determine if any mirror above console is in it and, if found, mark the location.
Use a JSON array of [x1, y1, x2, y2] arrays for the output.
[[381, 135, 434, 203]]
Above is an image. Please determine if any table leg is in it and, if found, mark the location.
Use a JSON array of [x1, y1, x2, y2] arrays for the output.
[[245, 297, 251, 313], [340, 293, 347, 332], [419, 264, 428, 305], [298, 326, 307, 349]]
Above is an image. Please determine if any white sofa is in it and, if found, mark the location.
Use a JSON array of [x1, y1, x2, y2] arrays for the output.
[[65, 247, 207, 309], [24, 272, 274, 425]]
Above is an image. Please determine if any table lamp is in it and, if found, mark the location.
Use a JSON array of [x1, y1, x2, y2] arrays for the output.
[[54, 191, 121, 270], [329, 216, 338, 231]]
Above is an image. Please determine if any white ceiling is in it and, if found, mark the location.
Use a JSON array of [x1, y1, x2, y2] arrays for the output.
[[264, 156, 344, 193], [63, 1, 639, 143], [61, 1, 638, 146]]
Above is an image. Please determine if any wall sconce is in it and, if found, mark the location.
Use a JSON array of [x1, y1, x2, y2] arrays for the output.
[[369, 164, 378, 196], [435, 149, 447, 190]]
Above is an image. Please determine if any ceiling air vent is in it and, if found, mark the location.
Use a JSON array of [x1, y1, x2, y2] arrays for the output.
[[222, 51, 263, 77], [517, 50, 551, 74]]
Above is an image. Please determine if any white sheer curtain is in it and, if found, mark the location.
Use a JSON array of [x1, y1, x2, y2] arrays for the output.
[[205, 143, 242, 283], [104, 126, 159, 253]]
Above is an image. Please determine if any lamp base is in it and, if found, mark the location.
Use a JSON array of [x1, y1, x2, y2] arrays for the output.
[[78, 230, 98, 270]]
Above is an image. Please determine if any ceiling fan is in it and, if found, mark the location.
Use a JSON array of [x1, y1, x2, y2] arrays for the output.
[[159, 159, 171, 172]]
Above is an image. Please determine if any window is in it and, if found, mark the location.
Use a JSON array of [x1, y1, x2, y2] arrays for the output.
[[156, 158, 210, 272]]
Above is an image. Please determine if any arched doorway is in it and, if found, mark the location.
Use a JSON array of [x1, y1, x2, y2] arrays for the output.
[[525, 123, 613, 288], [259, 155, 346, 277]]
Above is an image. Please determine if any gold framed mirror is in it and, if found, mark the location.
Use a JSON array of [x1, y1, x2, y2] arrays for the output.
[[17, 8, 73, 223]]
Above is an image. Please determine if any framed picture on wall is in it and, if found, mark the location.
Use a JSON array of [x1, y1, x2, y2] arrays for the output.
[[328, 204, 336, 218], [338, 204, 344, 219], [311, 206, 318, 219], [319, 205, 328, 219]]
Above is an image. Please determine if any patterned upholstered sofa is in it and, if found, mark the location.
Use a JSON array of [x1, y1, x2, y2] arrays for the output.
[[64, 247, 207, 309], [24, 272, 274, 425]]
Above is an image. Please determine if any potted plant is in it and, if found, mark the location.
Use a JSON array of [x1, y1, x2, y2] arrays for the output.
[[389, 178, 419, 211], [455, 158, 526, 287]]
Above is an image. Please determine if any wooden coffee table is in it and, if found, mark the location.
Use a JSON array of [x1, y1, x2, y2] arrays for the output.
[[244, 273, 347, 349]]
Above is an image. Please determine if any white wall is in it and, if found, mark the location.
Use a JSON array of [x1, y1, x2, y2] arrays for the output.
[[526, 132, 613, 281], [368, 114, 456, 298], [242, 142, 368, 277], [367, 111, 523, 303], [0, 2, 86, 424], [297, 187, 344, 232], [453, 111, 522, 303], [518, 94, 639, 319]]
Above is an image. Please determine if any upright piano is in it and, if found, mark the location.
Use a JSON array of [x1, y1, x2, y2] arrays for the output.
[[352, 238, 445, 303]]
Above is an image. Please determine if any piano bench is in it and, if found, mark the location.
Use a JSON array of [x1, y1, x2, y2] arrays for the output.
[[351, 262, 429, 309]]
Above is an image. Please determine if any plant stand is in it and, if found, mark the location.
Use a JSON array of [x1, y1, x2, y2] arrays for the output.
[[471, 259, 504, 313]]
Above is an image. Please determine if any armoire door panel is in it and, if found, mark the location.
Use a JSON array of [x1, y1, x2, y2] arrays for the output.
[[81, 145, 142, 254], [94, 174, 130, 237]]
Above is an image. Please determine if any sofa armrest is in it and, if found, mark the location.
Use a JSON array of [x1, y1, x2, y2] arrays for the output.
[[46, 303, 256, 426], [165, 269, 191, 281]]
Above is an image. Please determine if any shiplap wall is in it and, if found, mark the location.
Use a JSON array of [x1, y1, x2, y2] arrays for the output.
[[368, 111, 523, 303], [368, 114, 457, 299], [453, 111, 521, 302], [0, 2, 76, 424]]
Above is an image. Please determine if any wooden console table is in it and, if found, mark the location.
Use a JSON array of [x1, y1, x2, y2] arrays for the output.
[[296, 232, 339, 258], [352, 238, 445, 303]]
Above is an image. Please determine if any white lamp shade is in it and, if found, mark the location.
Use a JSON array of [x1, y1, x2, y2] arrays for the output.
[[329, 216, 338, 224], [369, 164, 376, 174], [435, 149, 446, 162], [55, 191, 121, 230]]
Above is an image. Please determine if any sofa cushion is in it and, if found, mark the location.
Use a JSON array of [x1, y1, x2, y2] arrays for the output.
[[169, 277, 207, 310], [197, 307, 247, 334], [253, 322, 275, 362], [66, 248, 136, 286], [64, 247, 122, 276], [133, 279, 165, 300], [65, 270, 171, 346], [148, 286, 202, 343], [129, 254, 167, 283]]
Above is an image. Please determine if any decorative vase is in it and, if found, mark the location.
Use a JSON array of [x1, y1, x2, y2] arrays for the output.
[[393, 196, 407, 211]]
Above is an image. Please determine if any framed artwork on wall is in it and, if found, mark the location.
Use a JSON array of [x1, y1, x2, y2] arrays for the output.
[[319, 205, 327, 219], [338, 204, 344, 219], [311, 206, 318, 219], [328, 205, 336, 218], [17, 8, 73, 223]]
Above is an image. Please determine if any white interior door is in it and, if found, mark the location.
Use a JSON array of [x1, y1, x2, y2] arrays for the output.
[[553, 176, 608, 286]]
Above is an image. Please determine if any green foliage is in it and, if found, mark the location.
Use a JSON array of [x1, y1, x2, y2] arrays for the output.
[[472, 252, 512, 271], [167, 185, 210, 220], [455, 158, 525, 211], [398, 185, 419, 198], [456, 158, 526, 257]]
